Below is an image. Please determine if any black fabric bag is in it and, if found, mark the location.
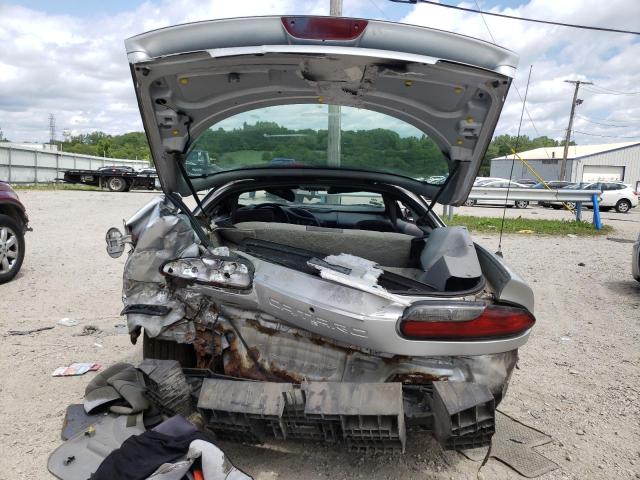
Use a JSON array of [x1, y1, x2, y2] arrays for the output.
[[91, 429, 209, 480]]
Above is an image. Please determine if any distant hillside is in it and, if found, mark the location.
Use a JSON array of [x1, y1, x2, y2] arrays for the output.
[[57, 127, 569, 177], [60, 131, 150, 160]]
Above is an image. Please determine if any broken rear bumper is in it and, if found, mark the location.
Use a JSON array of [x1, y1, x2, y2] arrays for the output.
[[193, 375, 498, 453]]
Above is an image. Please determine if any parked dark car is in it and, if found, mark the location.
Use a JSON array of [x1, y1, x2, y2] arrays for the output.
[[532, 180, 571, 189], [534, 181, 572, 207], [516, 179, 538, 186], [0, 181, 29, 283]]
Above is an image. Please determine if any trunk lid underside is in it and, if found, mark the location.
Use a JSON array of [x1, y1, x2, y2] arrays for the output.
[[126, 16, 518, 205]]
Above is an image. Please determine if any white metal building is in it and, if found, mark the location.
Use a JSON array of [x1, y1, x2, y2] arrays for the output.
[[0, 142, 150, 184], [490, 142, 640, 191]]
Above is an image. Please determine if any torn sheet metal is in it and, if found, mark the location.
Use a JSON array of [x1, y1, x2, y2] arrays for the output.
[[209, 307, 518, 400], [121, 196, 199, 339], [124, 215, 199, 285], [123, 282, 186, 338]]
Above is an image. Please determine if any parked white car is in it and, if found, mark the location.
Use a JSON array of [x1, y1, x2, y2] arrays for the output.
[[589, 182, 638, 213], [466, 179, 530, 209], [545, 182, 638, 213], [473, 177, 505, 186]]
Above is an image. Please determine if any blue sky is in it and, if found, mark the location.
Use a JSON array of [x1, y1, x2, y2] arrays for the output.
[[0, 0, 638, 144], [7, 0, 147, 16], [12, 0, 528, 18]]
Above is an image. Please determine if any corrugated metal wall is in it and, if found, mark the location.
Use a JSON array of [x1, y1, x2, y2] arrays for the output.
[[573, 144, 640, 187], [489, 158, 574, 182], [0, 144, 150, 183], [490, 144, 640, 186]]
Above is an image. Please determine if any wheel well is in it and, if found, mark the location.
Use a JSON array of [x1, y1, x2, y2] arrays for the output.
[[0, 203, 26, 227]]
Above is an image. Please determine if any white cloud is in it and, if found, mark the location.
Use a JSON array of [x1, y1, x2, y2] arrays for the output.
[[0, 0, 638, 146], [401, 0, 640, 143], [0, 0, 327, 142]]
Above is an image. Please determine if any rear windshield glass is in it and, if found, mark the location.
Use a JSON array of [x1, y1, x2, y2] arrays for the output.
[[238, 189, 383, 208], [186, 104, 448, 183]]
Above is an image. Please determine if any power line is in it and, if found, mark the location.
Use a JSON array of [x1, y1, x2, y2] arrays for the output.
[[473, 0, 555, 160], [474, 0, 495, 43], [589, 83, 640, 95], [388, 0, 640, 35], [576, 114, 640, 124], [574, 115, 635, 128], [582, 85, 640, 96], [367, 0, 390, 20], [573, 130, 640, 139]]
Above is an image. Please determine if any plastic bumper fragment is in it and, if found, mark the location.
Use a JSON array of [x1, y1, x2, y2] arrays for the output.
[[197, 379, 406, 452], [138, 359, 193, 417], [431, 381, 496, 449]]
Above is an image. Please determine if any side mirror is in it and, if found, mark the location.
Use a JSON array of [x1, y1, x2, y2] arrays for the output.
[[105, 227, 128, 258]]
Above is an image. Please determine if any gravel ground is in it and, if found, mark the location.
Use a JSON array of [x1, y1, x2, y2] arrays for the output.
[[1, 190, 638, 480]]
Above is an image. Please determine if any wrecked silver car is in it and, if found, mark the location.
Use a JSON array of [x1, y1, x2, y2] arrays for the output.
[[109, 16, 534, 453]]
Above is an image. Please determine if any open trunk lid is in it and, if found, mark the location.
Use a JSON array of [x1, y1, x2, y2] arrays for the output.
[[125, 16, 518, 205]]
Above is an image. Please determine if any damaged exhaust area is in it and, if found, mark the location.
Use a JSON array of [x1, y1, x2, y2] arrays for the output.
[[113, 196, 521, 451]]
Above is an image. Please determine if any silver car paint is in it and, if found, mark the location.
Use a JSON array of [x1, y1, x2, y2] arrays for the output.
[[121, 196, 532, 357], [124, 16, 518, 205]]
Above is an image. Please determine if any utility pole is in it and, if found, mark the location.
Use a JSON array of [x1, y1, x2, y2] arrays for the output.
[[559, 80, 591, 181], [327, 0, 342, 167], [48, 113, 56, 145]]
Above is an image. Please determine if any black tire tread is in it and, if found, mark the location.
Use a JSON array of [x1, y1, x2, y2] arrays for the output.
[[0, 214, 25, 284], [615, 199, 631, 213], [107, 176, 127, 192]]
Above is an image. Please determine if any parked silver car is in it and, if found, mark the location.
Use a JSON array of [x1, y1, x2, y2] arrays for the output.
[[108, 16, 534, 452], [465, 179, 531, 209]]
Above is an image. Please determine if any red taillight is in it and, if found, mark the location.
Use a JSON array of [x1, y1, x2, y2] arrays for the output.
[[400, 304, 535, 341], [281, 16, 368, 41]]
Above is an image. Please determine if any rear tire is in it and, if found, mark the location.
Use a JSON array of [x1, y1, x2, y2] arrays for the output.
[[514, 200, 529, 209], [107, 176, 127, 192], [615, 199, 631, 213], [0, 214, 25, 284], [464, 199, 476, 207], [142, 333, 197, 367]]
